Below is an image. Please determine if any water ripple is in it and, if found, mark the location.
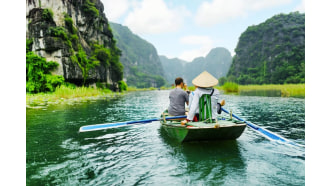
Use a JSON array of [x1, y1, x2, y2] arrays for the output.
[[27, 91, 305, 185]]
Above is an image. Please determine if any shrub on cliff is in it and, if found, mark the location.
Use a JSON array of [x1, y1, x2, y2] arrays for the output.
[[26, 51, 64, 93], [42, 8, 54, 22], [82, 0, 99, 19], [118, 80, 128, 92]]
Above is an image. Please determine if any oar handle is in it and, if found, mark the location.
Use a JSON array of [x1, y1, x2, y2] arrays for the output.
[[79, 115, 187, 132], [163, 115, 187, 120]]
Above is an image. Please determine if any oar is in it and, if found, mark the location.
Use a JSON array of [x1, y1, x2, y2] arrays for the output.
[[79, 115, 187, 132], [221, 107, 303, 147]]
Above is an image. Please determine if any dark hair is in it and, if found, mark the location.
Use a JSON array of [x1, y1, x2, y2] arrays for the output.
[[175, 77, 184, 86]]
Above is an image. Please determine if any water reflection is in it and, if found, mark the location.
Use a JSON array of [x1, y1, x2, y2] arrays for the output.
[[159, 127, 247, 185]]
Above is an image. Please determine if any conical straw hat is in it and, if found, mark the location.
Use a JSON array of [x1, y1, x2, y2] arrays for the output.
[[192, 71, 218, 88]]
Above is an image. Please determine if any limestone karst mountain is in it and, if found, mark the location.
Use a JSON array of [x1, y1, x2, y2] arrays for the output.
[[26, 0, 123, 88], [160, 47, 232, 85]]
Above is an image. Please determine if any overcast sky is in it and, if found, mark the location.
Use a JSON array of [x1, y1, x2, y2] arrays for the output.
[[104, 0, 304, 61]]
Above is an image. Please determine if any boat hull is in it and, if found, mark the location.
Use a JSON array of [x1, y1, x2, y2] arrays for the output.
[[160, 120, 246, 143]]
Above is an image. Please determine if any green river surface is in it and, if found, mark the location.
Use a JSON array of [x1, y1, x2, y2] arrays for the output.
[[26, 90, 305, 185]]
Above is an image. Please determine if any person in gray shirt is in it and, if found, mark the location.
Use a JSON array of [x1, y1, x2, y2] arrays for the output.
[[168, 77, 189, 116]]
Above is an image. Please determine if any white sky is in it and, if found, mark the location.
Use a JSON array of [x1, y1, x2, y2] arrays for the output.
[[102, 0, 305, 61]]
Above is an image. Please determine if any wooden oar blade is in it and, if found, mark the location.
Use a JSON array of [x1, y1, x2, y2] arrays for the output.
[[221, 107, 303, 147]]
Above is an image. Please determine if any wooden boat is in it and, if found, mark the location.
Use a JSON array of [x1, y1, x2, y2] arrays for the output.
[[160, 113, 246, 143]]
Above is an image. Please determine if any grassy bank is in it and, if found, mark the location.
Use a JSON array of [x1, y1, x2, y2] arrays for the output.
[[26, 85, 170, 107], [27, 83, 305, 108], [26, 85, 119, 107], [239, 84, 305, 97], [217, 83, 305, 98]]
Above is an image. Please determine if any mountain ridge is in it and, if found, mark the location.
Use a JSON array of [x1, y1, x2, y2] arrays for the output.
[[110, 22, 166, 88], [160, 47, 232, 85]]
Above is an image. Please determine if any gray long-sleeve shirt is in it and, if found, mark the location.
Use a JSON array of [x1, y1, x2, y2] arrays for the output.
[[168, 88, 189, 116]]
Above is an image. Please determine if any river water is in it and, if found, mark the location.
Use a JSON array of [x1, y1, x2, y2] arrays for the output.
[[26, 90, 305, 185]]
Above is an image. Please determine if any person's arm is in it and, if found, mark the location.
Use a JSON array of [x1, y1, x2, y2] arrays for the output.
[[184, 91, 189, 106], [188, 92, 194, 109], [220, 99, 225, 106], [184, 83, 190, 94], [187, 91, 199, 120]]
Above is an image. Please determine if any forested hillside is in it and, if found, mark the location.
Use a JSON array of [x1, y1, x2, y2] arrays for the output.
[[110, 22, 166, 88], [160, 47, 232, 85], [159, 56, 186, 85], [227, 12, 305, 84]]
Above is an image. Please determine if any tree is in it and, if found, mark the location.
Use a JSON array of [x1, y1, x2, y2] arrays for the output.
[[218, 77, 227, 86]]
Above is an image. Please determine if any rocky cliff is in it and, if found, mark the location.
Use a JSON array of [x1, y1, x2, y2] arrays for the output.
[[26, 0, 122, 87], [227, 12, 305, 84]]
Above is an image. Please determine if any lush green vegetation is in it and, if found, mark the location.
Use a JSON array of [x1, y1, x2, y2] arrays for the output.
[[26, 38, 33, 53], [55, 17, 105, 86], [47, 23, 102, 87], [42, 8, 54, 22], [26, 85, 117, 107], [118, 80, 128, 91], [26, 84, 166, 107], [82, 0, 99, 19], [126, 66, 165, 88], [227, 12, 305, 85], [238, 84, 305, 98], [64, 13, 77, 34], [26, 39, 65, 93], [186, 83, 304, 98], [222, 82, 239, 93], [72, 46, 100, 85], [214, 83, 304, 98], [53, 85, 109, 99]]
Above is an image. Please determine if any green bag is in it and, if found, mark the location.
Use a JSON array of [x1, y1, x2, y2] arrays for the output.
[[199, 91, 213, 122]]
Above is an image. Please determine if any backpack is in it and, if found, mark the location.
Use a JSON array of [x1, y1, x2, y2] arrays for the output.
[[198, 89, 214, 122]]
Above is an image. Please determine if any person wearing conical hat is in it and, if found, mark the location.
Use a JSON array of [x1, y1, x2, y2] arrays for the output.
[[184, 71, 225, 123]]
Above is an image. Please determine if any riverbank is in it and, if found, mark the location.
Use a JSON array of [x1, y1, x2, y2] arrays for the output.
[[26, 85, 164, 108], [215, 83, 305, 98], [27, 84, 304, 108], [26, 86, 120, 108]]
